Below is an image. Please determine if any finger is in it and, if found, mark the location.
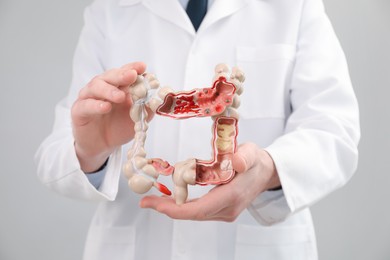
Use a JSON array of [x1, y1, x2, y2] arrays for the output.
[[140, 195, 193, 219], [79, 61, 147, 102], [232, 143, 260, 173], [181, 186, 238, 221], [72, 98, 112, 121], [121, 61, 147, 75], [95, 62, 146, 89], [79, 79, 126, 103], [115, 62, 146, 87], [197, 206, 238, 222], [140, 195, 170, 209], [99, 68, 138, 87], [140, 195, 202, 220], [141, 188, 229, 221]]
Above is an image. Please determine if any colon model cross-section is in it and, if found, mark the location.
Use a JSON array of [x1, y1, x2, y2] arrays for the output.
[[123, 64, 245, 204]]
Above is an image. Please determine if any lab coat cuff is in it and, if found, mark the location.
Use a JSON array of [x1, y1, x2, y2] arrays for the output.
[[95, 146, 123, 200], [263, 145, 301, 213], [85, 161, 108, 189], [42, 138, 122, 201], [248, 189, 292, 225], [246, 145, 299, 225]]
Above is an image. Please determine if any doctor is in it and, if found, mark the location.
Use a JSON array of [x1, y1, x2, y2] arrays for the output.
[[35, 0, 360, 259]]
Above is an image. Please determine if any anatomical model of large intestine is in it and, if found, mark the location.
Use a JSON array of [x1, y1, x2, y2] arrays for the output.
[[123, 64, 245, 204]]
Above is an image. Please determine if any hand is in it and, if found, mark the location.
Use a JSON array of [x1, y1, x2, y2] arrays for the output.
[[140, 143, 281, 222], [72, 62, 146, 172]]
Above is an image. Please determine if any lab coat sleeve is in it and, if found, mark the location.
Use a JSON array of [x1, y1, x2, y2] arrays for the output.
[[35, 0, 123, 201], [248, 0, 360, 224]]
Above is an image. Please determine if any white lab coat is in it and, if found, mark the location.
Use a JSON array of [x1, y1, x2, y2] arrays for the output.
[[35, 0, 360, 259]]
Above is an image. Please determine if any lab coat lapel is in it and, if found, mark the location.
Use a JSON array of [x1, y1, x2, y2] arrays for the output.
[[120, 0, 195, 35], [199, 0, 250, 32]]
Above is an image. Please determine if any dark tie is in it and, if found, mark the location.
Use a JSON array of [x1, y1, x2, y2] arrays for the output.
[[186, 0, 208, 31]]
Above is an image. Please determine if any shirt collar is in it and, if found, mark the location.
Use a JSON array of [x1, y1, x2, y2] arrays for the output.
[[178, 0, 214, 10]]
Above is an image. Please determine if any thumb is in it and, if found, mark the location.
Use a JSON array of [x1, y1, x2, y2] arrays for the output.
[[232, 143, 260, 173]]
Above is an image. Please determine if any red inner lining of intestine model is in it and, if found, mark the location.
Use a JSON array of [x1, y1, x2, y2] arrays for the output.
[[156, 77, 236, 119], [195, 117, 238, 185], [155, 77, 238, 186]]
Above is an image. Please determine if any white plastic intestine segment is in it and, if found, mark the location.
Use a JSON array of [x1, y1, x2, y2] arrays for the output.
[[146, 86, 175, 113], [172, 159, 197, 205], [213, 64, 243, 95], [123, 74, 173, 196]]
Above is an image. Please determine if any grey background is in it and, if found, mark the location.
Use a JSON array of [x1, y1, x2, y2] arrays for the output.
[[0, 0, 389, 259]]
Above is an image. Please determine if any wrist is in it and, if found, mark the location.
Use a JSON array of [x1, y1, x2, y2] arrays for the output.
[[259, 149, 281, 190], [87, 158, 109, 174], [74, 142, 113, 173]]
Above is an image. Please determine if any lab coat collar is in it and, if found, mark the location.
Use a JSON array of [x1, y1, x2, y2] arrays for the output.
[[118, 0, 141, 5], [199, 0, 250, 33], [119, 0, 251, 36], [119, 0, 194, 35]]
